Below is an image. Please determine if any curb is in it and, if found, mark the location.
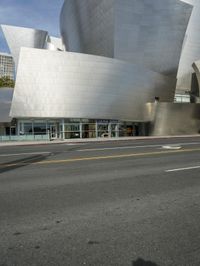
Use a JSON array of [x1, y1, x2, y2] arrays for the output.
[[0, 135, 200, 147]]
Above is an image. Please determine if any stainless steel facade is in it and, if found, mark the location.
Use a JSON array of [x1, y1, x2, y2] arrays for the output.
[[1, 25, 48, 68], [10, 47, 175, 121], [148, 102, 200, 135], [2, 0, 199, 138], [192, 60, 200, 101], [60, 0, 115, 58], [0, 87, 13, 123], [46, 36, 64, 51], [60, 0, 192, 76], [176, 0, 200, 92]]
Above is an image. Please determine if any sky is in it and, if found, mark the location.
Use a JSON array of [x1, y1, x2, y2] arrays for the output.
[[0, 0, 64, 53]]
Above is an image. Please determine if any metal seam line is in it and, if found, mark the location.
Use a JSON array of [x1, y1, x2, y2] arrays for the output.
[[0, 147, 200, 168]]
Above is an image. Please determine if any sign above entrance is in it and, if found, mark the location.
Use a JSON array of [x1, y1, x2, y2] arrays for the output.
[[97, 120, 118, 124]]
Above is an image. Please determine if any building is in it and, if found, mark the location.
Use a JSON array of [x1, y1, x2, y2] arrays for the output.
[[2, 0, 200, 138], [0, 52, 14, 80], [0, 87, 14, 136], [0, 52, 14, 136], [176, 0, 200, 95]]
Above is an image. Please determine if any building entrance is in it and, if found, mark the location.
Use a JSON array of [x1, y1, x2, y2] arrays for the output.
[[49, 125, 57, 139]]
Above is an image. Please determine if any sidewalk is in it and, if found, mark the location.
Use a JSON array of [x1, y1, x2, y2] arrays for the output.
[[0, 135, 200, 147]]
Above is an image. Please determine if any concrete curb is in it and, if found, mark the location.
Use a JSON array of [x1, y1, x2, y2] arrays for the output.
[[0, 135, 200, 147]]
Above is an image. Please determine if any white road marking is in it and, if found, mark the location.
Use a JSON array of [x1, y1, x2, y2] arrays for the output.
[[162, 145, 182, 150], [0, 152, 51, 157], [65, 143, 86, 146], [78, 144, 162, 152], [77, 142, 200, 152], [166, 166, 200, 172]]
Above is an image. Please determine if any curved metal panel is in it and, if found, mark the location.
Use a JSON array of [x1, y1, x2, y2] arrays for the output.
[[114, 0, 192, 76], [1, 25, 48, 68], [0, 88, 13, 123], [46, 36, 64, 51], [60, 0, 115, 58], [176, 0, 200, 92], [148, 102, 200, 135], [192, 60, 200, 101], [10, 48, 175, 121], [60, 0, 192, 76], [192, 61, 200, 87]]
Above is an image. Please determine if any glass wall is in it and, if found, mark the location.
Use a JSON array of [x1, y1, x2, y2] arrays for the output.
[[119, 122, 141, 137], [17, 118, 147, 139], [174, 94, 190, 103], [33, 123, 47, 135], [64, 123, 80, 139], [97, 123, 109, 137], [82, 123, 96, 138], [23, 123, 33, 135], [18, 120, 59, 139]]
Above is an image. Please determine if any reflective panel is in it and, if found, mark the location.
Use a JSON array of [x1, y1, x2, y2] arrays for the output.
[[1, 25, 48, 68], [60, 0, 192, 76], [10, 48, 175, 121], [147, 102, 200, 135], [176, 0, 200, 92], [0, 87, 13, 123]]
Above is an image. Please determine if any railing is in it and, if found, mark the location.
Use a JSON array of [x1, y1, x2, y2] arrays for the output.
[[0, 134, 50, 142]]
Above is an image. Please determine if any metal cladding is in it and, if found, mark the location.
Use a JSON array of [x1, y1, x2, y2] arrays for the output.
[[147, 102, 200, 135], [60, 0, 192, 76], [46, 36, 64, 51], [1, 25, 48, 68], [176, 0, 200, 92], [60, 0, 115, 58], [0, 88, 13, 123], [10, 48, 175, 121], [1, 0, 196, 123], [192, 60, 200, 97]]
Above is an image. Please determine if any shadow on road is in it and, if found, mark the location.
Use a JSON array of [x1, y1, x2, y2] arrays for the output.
[[132, 258, 158, 266], [0, 154, 50, 174]]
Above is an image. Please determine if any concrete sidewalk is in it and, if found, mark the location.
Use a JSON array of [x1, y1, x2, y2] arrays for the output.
[[0, 135, 200, 147]]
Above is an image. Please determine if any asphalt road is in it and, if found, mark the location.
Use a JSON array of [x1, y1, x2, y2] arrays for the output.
[[1, 137, 200, 266]]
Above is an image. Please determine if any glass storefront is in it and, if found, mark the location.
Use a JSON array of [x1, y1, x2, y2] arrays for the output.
[[64, 123, 80, 139], [19, 120, 59, 139], [33, 123, 47, 135], [17, 119, 146, 139], [82, 123, 96, 138], [97, 123, 109, 138], [23, 123, 33, 135]]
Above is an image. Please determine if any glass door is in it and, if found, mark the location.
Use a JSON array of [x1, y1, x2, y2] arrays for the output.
[[97, 123, 109, 138], [50, 125, 57, 139]]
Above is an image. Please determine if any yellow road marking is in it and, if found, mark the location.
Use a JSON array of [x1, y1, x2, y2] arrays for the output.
[[0, 147, 200, 168]]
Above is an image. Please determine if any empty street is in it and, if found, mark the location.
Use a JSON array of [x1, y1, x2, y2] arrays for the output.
[[0, 137, 200, 266]]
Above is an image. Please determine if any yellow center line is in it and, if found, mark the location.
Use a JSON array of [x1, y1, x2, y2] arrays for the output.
[[0, 147, 200, 168]]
